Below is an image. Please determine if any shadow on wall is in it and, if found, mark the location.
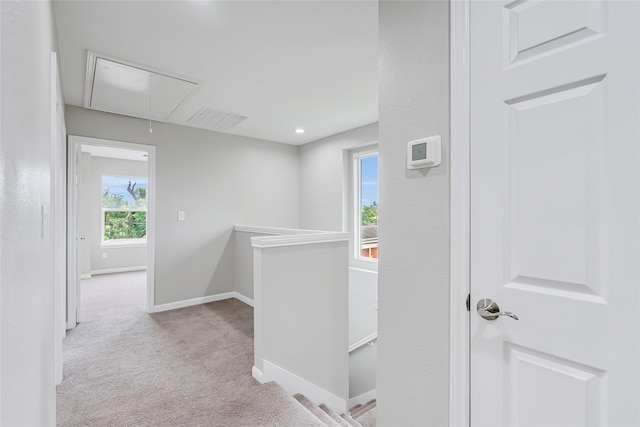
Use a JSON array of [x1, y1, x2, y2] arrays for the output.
[[205, 228, 236, 294], [153, 227, 235, 305]]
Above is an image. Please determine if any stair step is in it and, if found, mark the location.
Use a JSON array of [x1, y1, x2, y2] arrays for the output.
[[294, 393, 342, 427], [319, 403, 353, 427], [350, 399, 377, 419], [354, 406, 376, 427], [226, 381, 325, 426], [350, 404, 363, 413]]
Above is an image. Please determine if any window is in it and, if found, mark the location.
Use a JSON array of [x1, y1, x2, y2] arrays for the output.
[[102, 175, 147, 245], [351, 147, 379, 265]]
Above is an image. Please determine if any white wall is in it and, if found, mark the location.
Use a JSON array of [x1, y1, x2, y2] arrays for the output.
[[349, 342, 377, 400], [86, 156, 148, 273], [348, 268, 377, 404], [348, 267, 377, 345], [234, 230, 266, 301], [0, 1, 60, 424], [377, 1, 451, 426], [299, 123, 378, 232], [256, 239, 349, 412], [65, 106, 300, 306]]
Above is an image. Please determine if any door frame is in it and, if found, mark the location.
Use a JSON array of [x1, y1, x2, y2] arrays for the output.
[[51, 52, 66, 386], [449, 0, 471, 425], [66, 135, 156, 326]]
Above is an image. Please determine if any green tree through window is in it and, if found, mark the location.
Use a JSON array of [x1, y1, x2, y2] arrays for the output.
[[104, 211, 147, 240], [102, 175, 147, 242], [362, 201, 378, 226]]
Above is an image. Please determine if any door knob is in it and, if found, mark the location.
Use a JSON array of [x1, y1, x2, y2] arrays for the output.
[[476, 298, 518, 321]]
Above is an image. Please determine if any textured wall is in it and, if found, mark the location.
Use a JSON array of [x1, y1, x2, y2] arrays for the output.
[[65, 106, 300, 306], [377, 1, 451, 425], [0, 1, 59, 424]]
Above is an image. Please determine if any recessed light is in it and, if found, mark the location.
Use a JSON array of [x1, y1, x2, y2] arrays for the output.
[[294, 128, 305, 134]]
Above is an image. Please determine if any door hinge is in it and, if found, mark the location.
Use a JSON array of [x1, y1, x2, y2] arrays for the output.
[[466, 293, 470, 312]]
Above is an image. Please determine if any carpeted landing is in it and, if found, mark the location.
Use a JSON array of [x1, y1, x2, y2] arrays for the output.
[[57, 272, 372, 426]]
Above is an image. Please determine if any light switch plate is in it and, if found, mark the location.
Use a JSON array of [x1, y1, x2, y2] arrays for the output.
[[177, 211, 185, 221]]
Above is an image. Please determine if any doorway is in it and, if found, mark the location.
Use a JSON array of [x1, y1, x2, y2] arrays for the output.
[[67, 135, 156, 328]]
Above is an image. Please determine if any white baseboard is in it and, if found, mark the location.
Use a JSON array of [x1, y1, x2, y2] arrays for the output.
[[153, 292, 236, 313], [233, 291, 254, 307], [152, 291, 254, 313], [252, 366, 265, 383], [80, 273, 92, 280], [91, 266, 146, 276], [262, 360, 347, 414], [349, 389, 377, 409]]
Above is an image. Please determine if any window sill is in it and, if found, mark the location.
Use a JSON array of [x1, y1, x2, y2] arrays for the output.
[[100, 239, 147, 249]]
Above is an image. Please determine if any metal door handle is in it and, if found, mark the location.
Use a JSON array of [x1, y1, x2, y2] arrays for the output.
[[476, 298, 518, 321]]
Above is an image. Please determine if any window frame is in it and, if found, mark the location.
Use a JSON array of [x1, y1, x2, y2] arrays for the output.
[[100, 174, 148, 247], [348, 145, 379, 271]]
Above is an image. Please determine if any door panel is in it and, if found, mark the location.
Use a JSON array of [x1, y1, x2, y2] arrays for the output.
[[506, 76, 605, 296], [470, 1, 639, 425], [506, 344, 604, 426], [505, 0, 607, 65]]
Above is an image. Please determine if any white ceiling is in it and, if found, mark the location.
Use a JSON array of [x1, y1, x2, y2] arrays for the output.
[[53, 1, 378, 145]]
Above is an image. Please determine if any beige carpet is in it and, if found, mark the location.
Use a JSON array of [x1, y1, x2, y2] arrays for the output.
[[355, 407, 376, 427], [57, 272, 324, 426], [79, 270, 147, 322]]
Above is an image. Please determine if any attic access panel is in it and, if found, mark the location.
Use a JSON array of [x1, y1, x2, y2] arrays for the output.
[[84, 52, 198, 122]]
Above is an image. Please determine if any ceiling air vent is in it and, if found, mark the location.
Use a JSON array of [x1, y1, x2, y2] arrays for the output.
[[187, 107, 248, 130]]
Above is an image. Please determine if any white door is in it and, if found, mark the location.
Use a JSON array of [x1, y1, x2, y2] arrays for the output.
[[470, 1, 640, 426], [66, 139, 81, 328]]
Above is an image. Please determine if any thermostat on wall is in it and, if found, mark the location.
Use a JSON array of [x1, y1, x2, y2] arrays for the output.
[[407, 135, 441, 169]]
